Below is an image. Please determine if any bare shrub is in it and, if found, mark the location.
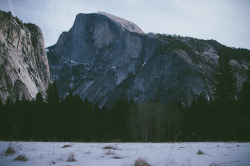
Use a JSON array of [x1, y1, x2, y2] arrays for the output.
[[134, 158, 151, 166], [5, 146, 15, 156], [113, 156, 123, 159], [67, 153, 76, 162], [105, 149, 116, 155], [5, 143, 22, 156], [62, 144, 72, 148], [103, 145, 118, 150], [14, 155, 28, 161], [197, 149, 204, 154]]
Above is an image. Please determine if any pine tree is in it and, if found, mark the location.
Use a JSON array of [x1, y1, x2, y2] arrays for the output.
[[0, 99, 4, 139], [239, 73, 250, 109], [46, 83, 60, 106], [33, 92, 46, 140], [237, 73, 250, 140], [35, 92, 44, 106], [0, 99, 3, 111], [15, 94, 20, 105], [214, 55, 236, 101], [46, 82, 60, 140], [214, 54, 237, 140]]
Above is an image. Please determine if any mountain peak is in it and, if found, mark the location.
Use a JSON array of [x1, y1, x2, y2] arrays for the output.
[[51, 12, 250, 107], [95, 12, 144, 34], [74, 12, 144, 34]]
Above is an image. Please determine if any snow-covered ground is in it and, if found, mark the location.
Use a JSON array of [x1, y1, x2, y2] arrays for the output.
[[0, 141, 250, 166]]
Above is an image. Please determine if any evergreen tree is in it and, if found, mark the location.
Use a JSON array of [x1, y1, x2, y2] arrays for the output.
[[0, 99, 3, 111], [214, 54, 237, 140], [239, 72, 250, 109], [33, 92, 46, 140], [60, 90, 74, 140], [46, 82, 60, 140], [46, 83, 60, 106], [110, 99, 129, 141], [15, 94, 20, 105], [35, 92, 44, 106], [237, 73, 250, 140], [183, 94, 217, 141], [214, 54, 236, 101], [0, 99, 4, 139]]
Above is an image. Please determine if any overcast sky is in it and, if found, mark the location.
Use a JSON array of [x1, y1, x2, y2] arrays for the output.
[[1, 0, 250, 49]]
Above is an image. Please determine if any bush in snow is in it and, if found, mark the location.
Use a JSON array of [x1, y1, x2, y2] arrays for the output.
[[5, 146, 16, 156], [62, 144, 72, 148], [112, 156, 123, 159], [134, 158, 151, 166], [197, 149, 204, 154], [103, 144, 118, 150], [14, 155, 28, 161], [5, 143, 22, 156]]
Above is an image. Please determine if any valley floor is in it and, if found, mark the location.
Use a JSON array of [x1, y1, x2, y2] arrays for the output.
[[0, 141, 250, 166]]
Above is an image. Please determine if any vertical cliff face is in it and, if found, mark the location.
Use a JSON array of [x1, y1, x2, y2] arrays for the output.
[[48, 12, 250, 107], [0, 11, 52, 102], [49, 12, 158, 102]]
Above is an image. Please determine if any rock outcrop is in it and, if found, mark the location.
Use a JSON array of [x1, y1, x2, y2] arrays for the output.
[[48, 12, 250, 107], [0, 11, 52, 102]]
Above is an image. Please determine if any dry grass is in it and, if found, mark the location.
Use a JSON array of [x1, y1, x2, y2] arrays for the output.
[[14, 155, 28, 161], [62, 144, 72, 148], [5, 146, 16, 156], [197, 149, 204, 154], [5, 143, 22, 156], [134, 158, 151, 166], [67, 152, 76, 162], [103, 144, 118, 150], [112, 156, 123, 159], [105, 149, 116, 155]]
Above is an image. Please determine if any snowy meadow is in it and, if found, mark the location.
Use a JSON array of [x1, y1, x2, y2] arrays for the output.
[[0, 141, 250, 166]]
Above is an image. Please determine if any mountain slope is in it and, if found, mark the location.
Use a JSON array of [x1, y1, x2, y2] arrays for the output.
[[0, 11, 52, 102], [47, 12, 250, 107]]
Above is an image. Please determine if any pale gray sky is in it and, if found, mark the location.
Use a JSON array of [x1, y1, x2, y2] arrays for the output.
[[1, 0, 250, 49]]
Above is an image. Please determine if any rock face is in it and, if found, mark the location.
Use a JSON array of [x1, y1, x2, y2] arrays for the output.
[[0, 11, 52, 102], [48, 12, 250, 107]]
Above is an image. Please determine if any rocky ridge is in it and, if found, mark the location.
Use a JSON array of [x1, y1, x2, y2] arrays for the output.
[[47, 12, 250, 107]]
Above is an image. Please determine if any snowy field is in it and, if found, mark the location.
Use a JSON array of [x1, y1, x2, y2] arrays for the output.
[[0, 141, 250, 166]]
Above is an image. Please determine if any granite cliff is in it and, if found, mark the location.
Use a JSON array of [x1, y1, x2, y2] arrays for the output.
[[47, 12, 250, 107], [0, 11, 52, 102]]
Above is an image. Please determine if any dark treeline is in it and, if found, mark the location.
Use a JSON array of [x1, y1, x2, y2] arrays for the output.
[[0, 55, 250, 142], [0, 87, 184, 142], [184, 54, 250, 141]]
